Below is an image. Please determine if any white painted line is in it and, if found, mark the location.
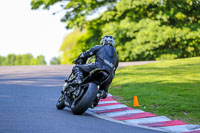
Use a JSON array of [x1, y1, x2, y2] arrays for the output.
[[157, 124, 200, 133], [98, 101, 118, 105], [90, 104, 127, 111], [124, 116, 170, 125], [102, 109, 144, 117]]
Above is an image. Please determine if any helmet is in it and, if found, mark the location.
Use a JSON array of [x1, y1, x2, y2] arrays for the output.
[[100, 35, 115, 47]]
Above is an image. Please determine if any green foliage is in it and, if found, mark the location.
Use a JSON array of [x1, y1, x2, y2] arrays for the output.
[[156, 54, 177, 60], [31, 0, 200, 62], [50, 56, 61, 65], [36, 55, 46, 65], [31, 0, 117, 29], [100, 0, 200, 61], [0, 56, 6, 66], [59, 29, 86, 64], [103, 18, 200, 61], [0, 54, 47, 66]]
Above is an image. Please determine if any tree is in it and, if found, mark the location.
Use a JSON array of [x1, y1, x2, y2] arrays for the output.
[[5, 54, 16, 65], [15, 55, 23, 65], [31, 0, 200, 61], [31, 0, 117, 29], [0, 54, 47, 66], [36, 55, 46, 65], [102, 0, 200, 61], [0, 56, 6, 66], [59, 29, 86, 64], [50, 57, 61, 65], [22, 54, 34, 65]]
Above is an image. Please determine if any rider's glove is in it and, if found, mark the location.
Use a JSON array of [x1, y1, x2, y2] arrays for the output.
[[73, 58, 82, 64]]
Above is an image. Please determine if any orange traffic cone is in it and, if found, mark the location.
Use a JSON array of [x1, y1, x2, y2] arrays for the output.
[[133, 96, 139, 106]]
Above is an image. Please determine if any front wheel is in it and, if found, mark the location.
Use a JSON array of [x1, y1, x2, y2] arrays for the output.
[[71, 83, 98, 115], [56, 95, 65, 110]]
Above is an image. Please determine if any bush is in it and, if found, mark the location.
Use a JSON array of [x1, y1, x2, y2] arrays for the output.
[[156, 54, 178, 60]]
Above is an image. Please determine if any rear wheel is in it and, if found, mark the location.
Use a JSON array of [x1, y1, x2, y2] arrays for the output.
[[56, 95, 65, 110], [71, 83, 98, 115]]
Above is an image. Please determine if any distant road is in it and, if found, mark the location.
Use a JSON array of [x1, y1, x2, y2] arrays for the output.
[[0, 61, 162, 133], [118, 61, 158, 68]]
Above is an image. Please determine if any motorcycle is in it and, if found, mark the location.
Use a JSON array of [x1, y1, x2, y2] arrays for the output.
[[56, 58, 111, 115]]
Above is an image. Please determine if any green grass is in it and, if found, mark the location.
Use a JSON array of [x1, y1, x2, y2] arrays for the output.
[[110, 57, 200, 124]]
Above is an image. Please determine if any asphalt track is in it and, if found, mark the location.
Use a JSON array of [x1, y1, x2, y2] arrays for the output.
[[0, 63, 164, 133]]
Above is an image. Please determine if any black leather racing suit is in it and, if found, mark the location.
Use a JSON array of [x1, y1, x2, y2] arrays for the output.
[[72, 44, 118, 92]]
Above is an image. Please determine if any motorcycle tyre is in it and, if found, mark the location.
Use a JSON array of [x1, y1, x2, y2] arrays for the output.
[[71, 83, 98, 115], [56, 94, 65, 110]]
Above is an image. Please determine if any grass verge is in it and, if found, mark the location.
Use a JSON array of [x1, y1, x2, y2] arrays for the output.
[[110, 57, 200, 124]]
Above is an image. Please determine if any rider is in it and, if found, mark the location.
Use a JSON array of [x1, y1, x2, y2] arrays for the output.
[[70, 35, 118, 99]]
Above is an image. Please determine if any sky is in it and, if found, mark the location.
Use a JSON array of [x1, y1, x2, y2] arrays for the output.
[[0, 0, 72, 64]]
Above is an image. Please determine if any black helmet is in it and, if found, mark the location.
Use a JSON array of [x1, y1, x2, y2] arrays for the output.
[[100, 35, 115, 47]]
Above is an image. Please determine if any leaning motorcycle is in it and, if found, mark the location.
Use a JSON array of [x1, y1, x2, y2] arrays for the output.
[[56, 58, 110, 115]]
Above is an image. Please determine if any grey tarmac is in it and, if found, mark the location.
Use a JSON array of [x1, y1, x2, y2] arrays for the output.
[[0, 62, 164, 133]]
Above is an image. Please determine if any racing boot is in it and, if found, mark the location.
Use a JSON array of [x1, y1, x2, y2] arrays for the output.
[[99, 90, 108, 99], [91, 96, 100, 108], [90, 90, 107, 108]]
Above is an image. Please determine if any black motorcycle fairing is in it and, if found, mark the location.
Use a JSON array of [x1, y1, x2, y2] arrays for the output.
[[81, 68, 110, 86], [90, 69, 110, 85], [65, 83, 89, 108]]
